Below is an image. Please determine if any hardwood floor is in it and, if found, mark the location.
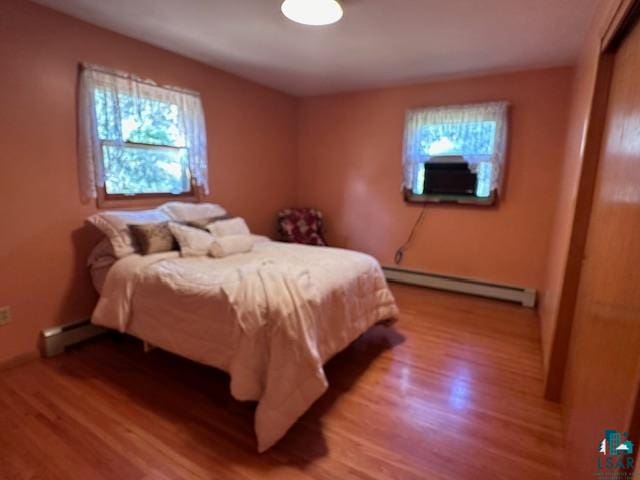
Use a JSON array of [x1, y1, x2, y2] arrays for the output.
[[0, 285, 563, 480]]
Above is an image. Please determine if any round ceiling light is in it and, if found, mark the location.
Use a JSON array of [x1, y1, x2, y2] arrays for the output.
[[281, 0, 343, 26]]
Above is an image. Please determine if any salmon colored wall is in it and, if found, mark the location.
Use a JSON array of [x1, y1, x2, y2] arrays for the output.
[[538, 0, 620, 388], [0, 0, 297, 364], [296, 67, 574, 292]]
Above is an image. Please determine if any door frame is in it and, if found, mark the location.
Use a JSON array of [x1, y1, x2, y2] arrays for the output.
[[544, 0, 640, 454], [544, 0, 640, 401]]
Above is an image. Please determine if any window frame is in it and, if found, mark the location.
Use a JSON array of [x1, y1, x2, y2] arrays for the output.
[[97, 142, 202, 208], [79, 64, 209, 208], [94, 99, 200, 207], [96, 138, 201, 208], [403, 189, 498, 206], [402, 101, 508, 206]]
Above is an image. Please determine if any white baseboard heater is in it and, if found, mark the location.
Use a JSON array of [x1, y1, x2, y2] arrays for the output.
[[40, 319, 107, 358], [382, 266, 537, 308]]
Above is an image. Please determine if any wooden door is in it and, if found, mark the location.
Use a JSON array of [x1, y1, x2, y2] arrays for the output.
[[563, 10, 640, 480]]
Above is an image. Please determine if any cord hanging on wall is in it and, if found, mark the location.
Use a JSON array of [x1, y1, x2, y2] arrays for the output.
[[394, 204, 427, 265]]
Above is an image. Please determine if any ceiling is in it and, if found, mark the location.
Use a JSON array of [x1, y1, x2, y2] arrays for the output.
[[33, 0, 597, 96]]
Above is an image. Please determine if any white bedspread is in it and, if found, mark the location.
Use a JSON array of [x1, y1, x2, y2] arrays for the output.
[[92, 241, 398, 452]]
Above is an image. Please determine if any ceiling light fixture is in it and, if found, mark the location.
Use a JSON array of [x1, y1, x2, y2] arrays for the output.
[[281, 0, 343, 26]]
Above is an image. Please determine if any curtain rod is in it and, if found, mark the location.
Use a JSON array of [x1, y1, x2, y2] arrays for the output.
[[81, 63, 201, 99]]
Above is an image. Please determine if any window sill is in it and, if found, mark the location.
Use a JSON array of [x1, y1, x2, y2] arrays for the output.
[[97, 188, 202, 210], [403, 189, 497, 206]]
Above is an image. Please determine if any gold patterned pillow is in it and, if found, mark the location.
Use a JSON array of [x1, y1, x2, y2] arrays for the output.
[[128, 222, 176, 255]]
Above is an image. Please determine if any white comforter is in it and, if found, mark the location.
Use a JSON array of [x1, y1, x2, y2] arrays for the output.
[[92, 241, 398, 452]]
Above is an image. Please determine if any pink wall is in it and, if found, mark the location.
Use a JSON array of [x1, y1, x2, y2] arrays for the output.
[[538, 0, 621, 386], [0, 0, 297, 363], [296, 68, 574, 292]]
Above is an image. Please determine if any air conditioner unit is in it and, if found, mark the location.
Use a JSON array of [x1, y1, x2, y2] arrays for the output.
[[424, 156, 477, 196]]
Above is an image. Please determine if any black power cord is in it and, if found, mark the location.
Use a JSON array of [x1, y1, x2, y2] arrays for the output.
[[394, 204, 427, 265]]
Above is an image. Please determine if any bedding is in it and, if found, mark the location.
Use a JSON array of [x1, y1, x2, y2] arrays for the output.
[[129, 222, 176, 255], [168, 222, 215, 257], [209, 234, 254, 257], [87, 208, 172, 258], [160, 201, 226, 222], [87, 238, 117, 293], [92, 240, 398, 452], [206, 217, 250, 237], [186, 214, 231, 230]]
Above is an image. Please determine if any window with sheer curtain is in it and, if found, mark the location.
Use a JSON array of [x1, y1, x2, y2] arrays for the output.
[[402, 101, 509, 201], [78, 64, 208, 204]]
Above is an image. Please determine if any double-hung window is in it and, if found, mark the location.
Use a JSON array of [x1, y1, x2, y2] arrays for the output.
[[402, 101, 508, 204], [78, 64, 208, 205]]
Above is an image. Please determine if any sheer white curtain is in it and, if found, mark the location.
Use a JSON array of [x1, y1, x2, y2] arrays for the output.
[[402, 101, 509, 196], [78, 63, 208, 201]]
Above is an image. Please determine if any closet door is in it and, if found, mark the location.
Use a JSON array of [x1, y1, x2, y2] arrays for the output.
[[563, 9, 640, 480]]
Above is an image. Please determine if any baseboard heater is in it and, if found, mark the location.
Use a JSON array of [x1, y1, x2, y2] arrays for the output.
[[382, 266, 537, 308], [40, 319, 107, 358]]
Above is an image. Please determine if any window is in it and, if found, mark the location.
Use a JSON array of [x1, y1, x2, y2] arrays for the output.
[[402, 101, 508, 203], [78, 64, 208, 204]]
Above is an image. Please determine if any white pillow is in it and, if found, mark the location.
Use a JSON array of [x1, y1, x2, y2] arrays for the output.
[[87, 237, 117, 270], [160, 202, 226, 222], [209, 235, 255, 258], [251, 234, 271, 243], [87, 209, 170, 258], [206, 217, 250, 237], [168, 223, 214, 257]]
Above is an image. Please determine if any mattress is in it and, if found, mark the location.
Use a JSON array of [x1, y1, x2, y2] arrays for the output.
[[92, 241, 399, 452]]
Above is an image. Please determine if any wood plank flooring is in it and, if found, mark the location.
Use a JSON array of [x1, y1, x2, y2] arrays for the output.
[[0, 285, 563, 480]]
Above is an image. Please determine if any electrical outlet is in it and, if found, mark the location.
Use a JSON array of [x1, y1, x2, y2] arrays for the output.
[[0, 306, 11, 326]]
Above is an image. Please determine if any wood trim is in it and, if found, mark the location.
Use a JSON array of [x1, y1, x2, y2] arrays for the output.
[[602, 0, 639, 51], [96, 184, 203, 209], [544, 0, 640, 401], [96, 140, 202, 209], [543, 52, 616, 400], [403, 187, 498, 206]]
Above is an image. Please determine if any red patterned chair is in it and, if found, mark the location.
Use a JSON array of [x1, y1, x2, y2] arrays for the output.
[[277, 208, 327, 246]]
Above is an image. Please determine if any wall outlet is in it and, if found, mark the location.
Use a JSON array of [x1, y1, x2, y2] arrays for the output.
[[0, 306, 11, 326]]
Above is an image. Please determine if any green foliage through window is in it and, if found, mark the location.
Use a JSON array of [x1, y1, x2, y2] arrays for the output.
[[94, 89, 191, 195]]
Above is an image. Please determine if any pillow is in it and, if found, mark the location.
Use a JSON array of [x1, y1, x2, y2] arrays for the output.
[[87, 209, 170, 258], [186, 214, 232, 231], [206, 217, 250, 237], [168, 222, 214, 257], [129, 222, 176, 255], [160, 202, 227, 222], [251, 234, 271, 243], [87, 237, 117, 269], [209, 235, 255, 258]]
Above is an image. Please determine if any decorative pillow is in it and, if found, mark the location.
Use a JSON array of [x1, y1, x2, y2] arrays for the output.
[[206, 217, 250, 237], [160, 202, 227, 222], [129, 222, 176, 255], [209, 235, 255, 258], [186, 214, 232, 231], [87, 209, 170, 258], [168, 222, 214, 257]]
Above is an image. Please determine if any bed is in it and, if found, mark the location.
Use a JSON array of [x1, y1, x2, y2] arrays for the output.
[[88, 206, 398, 452]]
